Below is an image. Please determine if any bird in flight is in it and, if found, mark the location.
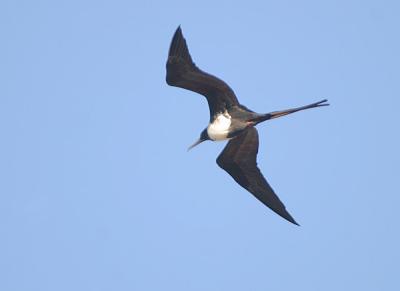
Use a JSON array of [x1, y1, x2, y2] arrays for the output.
[[166, 26, 328, 225]]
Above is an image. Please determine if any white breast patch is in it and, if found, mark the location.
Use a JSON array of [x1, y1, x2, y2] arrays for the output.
[[207, 112, 231, 141]]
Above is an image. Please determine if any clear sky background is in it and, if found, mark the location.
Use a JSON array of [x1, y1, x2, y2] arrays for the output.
[[1, 0, 399, 290]]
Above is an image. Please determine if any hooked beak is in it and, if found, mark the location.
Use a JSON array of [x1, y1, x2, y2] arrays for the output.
[[187, 138, 206, 151]]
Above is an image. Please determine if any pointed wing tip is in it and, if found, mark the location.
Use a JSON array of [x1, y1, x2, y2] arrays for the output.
[[172, 25, 185, 44], [168, 25, 190, 61], [174, 25, 182, 36], [280, 211, 300, 226]]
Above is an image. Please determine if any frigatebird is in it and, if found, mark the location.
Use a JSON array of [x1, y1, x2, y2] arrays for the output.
[[166, 26, 328, 225]]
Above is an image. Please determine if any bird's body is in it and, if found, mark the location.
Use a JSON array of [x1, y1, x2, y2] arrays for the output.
[[207, 112, 232, 141], [166, 26, 328, 225]]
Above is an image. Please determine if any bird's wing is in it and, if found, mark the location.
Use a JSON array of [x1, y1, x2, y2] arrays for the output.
[[216, 127, 299, 225], [166, 26, 239, 119]]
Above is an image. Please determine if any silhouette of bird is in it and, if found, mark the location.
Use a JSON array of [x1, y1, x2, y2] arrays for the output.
[[166, 26, 328, 225]]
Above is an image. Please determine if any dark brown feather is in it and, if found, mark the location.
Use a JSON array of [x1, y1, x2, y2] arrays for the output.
[[166, 26, 239, 119], [216, 127, 299, 225]]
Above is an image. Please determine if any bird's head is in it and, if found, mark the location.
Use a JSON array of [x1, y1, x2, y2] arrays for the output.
[[188, 128, 210, 151]]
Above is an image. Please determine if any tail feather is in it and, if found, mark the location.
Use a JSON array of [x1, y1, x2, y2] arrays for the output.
[[251, 99, 329, 124]]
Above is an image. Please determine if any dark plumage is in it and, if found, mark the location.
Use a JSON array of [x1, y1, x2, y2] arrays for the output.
[[166, 26, 328, 225], [166, 27, 239, 119]]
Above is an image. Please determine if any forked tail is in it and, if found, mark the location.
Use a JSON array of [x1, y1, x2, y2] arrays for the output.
[[250, 99, 329, 124]]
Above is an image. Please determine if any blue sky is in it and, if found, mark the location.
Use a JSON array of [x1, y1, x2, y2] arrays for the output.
[[1, 0, 399, 290]]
